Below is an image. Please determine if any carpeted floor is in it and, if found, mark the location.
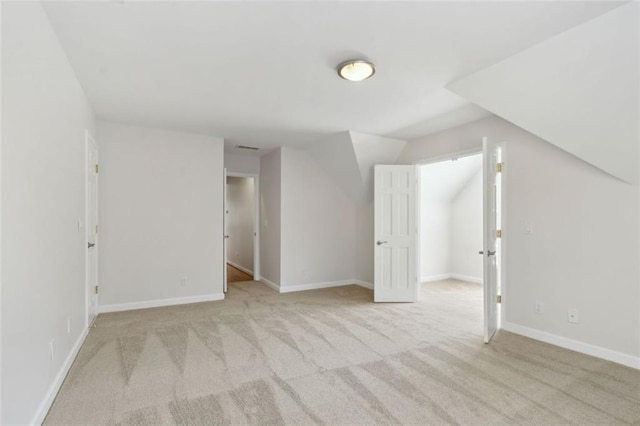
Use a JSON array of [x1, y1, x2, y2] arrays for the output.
[[45, 279, 640, 425]]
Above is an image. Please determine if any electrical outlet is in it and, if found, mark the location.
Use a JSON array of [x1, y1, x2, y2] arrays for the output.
[[49, 340, 55, 360], [568, 309, 579, 324], [180, 274, 188, 287], [67, 317, 71, 333], [534, 301, 544, 314]]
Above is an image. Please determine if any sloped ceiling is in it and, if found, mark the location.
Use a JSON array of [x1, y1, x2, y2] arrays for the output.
[[448, 3, 638, 184], [41, 1, 623, 153], [309, 132, 406, 203], [421, 155, 483, 203], [351, 132, 407, 201]]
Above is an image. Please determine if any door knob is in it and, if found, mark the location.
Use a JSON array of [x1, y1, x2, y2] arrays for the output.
[[479, 250, 496, 256], [224, 235, 230, 239], [88, 242, 95, 249], [376, 241, 387, 246], [478, 251, 483, 255]]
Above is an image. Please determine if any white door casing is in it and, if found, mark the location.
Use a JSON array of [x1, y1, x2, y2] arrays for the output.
[[483, 137, 500, 343], [86, 131, 99, 326], [225, 172, 260, 281], [223, 168, 228, 293], [374, 165, 417, 302]]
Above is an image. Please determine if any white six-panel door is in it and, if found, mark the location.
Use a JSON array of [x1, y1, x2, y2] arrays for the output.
[[483, 137, 500, 343], [374, 165, 417, 302]]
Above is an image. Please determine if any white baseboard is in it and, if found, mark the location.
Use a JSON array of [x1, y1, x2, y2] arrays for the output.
[[99, 293, 225, 313], [279, 279, 355, 293], [32, 327, 90, 425], [353, 280, 374, 290], [503, 321, 640, 370], [451, 274, 483, 284], [280, 279, 378, 293], [421, 273, 452, 282], [227, 260, 253, 277], [421, 273, 482, 284], [260, 277, 280, 292], [260, 278, 371, 293]]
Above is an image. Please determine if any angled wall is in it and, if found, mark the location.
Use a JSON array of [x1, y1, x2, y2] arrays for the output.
[[448, 2, 639, 184], [350, 132, 406, 202], [309, 132, 406, 204]]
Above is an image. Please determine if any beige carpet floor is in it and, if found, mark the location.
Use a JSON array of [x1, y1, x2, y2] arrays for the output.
[[45, 279, 640, 425]]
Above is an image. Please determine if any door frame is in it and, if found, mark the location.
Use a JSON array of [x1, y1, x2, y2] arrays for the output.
[[85, 129, 99, 327], [225, 172, 261, 281], [413, 143, 507, 333]]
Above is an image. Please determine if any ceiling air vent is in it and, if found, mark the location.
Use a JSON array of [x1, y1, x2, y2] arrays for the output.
[[236, 145, 260, 151]]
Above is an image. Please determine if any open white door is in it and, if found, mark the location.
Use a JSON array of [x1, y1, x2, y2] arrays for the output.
[[374, 165, 417, 302], [86, 131, 99, 326], [223, 168, 228, 293], [482, 137, 501, 343]]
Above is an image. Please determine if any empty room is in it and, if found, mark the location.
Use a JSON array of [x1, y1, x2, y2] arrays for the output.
[[1, 1, 639, 425]]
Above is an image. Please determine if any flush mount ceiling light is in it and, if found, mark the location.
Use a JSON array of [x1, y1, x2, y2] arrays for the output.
[[337, 60, 376, 82]]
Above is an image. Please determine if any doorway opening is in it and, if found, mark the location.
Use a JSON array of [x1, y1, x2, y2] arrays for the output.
[[417, 149, 502, 339], [225, 173, 260, 290]]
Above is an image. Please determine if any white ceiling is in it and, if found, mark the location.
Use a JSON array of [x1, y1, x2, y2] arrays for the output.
[[421, 154, 483, 203], [448, 2, 638, 184], [42, 1, 623, 155]]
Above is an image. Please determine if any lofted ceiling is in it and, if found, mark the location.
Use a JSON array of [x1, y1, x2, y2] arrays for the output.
[[42, 1, 623, 155], [421, 154, 483, 203]]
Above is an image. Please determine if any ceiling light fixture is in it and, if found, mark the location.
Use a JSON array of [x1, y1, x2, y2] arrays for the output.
[[337, 60, 375, 82]]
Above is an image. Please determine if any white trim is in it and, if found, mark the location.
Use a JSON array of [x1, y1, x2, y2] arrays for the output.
[[421, 273, 483, 284], [227, 260, 253, 276], [451, 274, 483, 284], [353, 280, 374, 290], [260, 278, 371, 293], [413, 148, 482, 166], [421, 273, 452, 282], [31, 327, 90, 425], [503, 322, 640, 370], [99, 293, 225, 313], [279, 280, 360, 293], [226, 172, 260, 281], [260, 277, 280, 292]]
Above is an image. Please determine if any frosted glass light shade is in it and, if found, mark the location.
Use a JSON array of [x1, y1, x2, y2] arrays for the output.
[[337, 60, 375, 82]]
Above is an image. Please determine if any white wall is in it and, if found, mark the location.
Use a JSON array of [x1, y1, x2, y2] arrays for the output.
[[355, 203, 375, 285], [226, 176, 255, 273], [1, 3, 96, 424], [259, 149, 282, 284], [451, 170, 483, 280], [419, 156, 482, 282], [399, 115, 640, 365], [280, 147, 357, 287], [225, 152, 260, 175], [98, 122, 224, 308], [420, 201, 451, 280]]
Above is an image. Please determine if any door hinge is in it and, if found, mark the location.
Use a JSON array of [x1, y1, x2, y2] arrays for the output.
[[496, 230, 502, 238], [497, 295, 502, 303], [496, 163, 504, 173], [95, 225, 99, 234], [95, 164, 99, 173], [94, 285, 99, 294]]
